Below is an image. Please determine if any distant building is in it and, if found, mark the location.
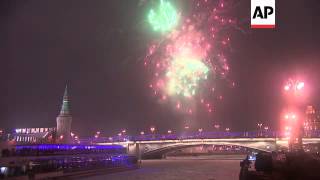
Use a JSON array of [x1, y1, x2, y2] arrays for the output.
[[8, 86, 73, 144], [304, 105, 320, 137]]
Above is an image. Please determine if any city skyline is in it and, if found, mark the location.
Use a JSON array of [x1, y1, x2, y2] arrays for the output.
[[1, 0, 320, 136]]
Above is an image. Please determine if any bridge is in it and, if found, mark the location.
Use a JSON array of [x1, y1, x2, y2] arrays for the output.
[[91, 131, 320, 159], [98, 138, 320, 159]]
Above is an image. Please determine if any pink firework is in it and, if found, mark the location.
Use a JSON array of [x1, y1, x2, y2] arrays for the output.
[[144, 0, 236, 115]]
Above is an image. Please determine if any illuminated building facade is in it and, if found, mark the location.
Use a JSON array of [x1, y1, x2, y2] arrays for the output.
[[304, 105, 320, 137], [13, 127, 56, 143]]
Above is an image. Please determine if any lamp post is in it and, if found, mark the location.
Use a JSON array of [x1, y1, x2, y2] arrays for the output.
[[283, 79, 306, 151], [150, 126, 156, 139], [150, 127, 155, 133], [264, 126, 269, 137], [225, 128, 230, 138], [198, 128, 203, 138], [257, 123, 263, 137], [214, 124, 220, 138], [94, 131, 101, 142]]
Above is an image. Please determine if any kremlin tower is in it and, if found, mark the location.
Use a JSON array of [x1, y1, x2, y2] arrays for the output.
[[56, 86, 72, 143]]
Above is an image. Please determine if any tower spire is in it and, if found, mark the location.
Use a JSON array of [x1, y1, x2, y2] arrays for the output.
[[59, 85, 70, 116]]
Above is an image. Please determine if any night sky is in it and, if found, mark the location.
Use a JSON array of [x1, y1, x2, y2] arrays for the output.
[[1, 0, 320, 137]]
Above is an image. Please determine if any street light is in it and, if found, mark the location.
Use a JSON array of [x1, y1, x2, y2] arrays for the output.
[[150, 126, 156, 139], [284, 79, 305, 94], [285, 114, 289, 119], [225, 128, 230, 137], [284, 85, 290, 91], [198, 128, 203, 133], [117, 133, 122, 142], [296, 82, 304, 90], [94, 131, 100, 139], [150, 127, 156, 135], [284, 112, 297, 121], [140, 131, 145, 135], [167, 130, 172, 134], [283, 111, 298, 140]]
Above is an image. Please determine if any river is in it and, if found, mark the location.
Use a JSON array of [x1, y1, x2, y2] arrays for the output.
[[82, 156, 243, 180]]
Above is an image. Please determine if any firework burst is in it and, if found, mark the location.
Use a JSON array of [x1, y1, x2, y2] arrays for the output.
[[148, 0, 179, 32], [144, 0, 236, 115]]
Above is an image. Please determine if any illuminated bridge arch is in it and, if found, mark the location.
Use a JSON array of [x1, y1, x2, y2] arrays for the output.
[[140, 141, 275, 159], [124, 138, 280, 159]]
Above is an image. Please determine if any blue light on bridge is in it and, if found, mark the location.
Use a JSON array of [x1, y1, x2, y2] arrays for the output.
[[15, 144, 124, 151]]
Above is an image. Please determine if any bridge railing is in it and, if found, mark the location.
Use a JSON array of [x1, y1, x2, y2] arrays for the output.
[[82, 130, 320, 144], [132, 131, 275, 141]]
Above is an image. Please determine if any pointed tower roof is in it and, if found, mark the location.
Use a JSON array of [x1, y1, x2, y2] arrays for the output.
[[59, 85, 71, 116]]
